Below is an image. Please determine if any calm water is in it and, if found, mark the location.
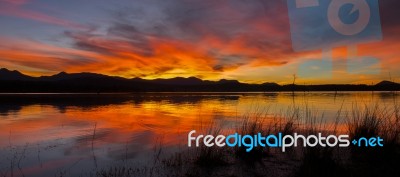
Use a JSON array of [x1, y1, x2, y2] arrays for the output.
[[0, 92, 398, 177]]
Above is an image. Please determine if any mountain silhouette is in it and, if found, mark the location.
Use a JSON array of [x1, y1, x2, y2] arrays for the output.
[[376, 80, 399, 86], [40, 71, 116, 81], [0, 68, 399, 92], [374, 80, 400, 90], [0, 68, 34, 81]]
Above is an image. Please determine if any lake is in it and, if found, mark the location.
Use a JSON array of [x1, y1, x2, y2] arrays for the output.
[[0, 92, 398, 177]]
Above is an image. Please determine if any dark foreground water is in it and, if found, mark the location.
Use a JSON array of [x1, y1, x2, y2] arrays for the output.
[[0, 92, 398, 177]]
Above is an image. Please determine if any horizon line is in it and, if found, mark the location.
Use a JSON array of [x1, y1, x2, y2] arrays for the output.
[[0, 67, 398, 86]]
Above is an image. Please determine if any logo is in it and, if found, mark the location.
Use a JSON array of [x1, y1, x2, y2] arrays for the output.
[[287, 0, 382, 77]]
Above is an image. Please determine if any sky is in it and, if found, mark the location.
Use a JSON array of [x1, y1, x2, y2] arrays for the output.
[[0, 0, 399, 84]]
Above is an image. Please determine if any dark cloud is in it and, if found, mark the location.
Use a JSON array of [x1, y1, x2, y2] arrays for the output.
[[64, 31, 112, 55], [59, 0, 293, 74], [58, 0, 398, 78], [380, 0, 400, 26], [379, 0, 400, 39]]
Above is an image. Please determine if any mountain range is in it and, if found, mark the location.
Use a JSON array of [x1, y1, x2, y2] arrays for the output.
[[0, 68, 399, 92]]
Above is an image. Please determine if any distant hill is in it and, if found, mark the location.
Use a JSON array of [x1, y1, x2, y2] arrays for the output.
[[0, 68, 34, 81], [0, 68, 399, 92], [39, 71, 123, 81], [376, 80, 400, 86], [374, 80, 400, 90]]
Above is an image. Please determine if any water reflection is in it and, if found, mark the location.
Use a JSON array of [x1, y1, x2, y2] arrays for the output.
[[0, 92, 398, 177]]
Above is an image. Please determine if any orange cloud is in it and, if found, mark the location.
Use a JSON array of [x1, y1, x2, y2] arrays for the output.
[[0, 0, 399, 84]]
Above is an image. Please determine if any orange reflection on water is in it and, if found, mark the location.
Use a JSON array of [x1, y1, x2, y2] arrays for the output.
[[0, 92, 397, 176]]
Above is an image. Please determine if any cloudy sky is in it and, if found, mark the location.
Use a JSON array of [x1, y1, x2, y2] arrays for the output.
[[0, 0, 399, 84]]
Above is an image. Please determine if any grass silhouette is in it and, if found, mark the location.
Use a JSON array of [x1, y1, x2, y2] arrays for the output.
[[5, 102, 400, 177]]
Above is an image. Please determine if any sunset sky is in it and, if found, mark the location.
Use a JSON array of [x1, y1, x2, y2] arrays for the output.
[[0, 0, 399, 84]]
